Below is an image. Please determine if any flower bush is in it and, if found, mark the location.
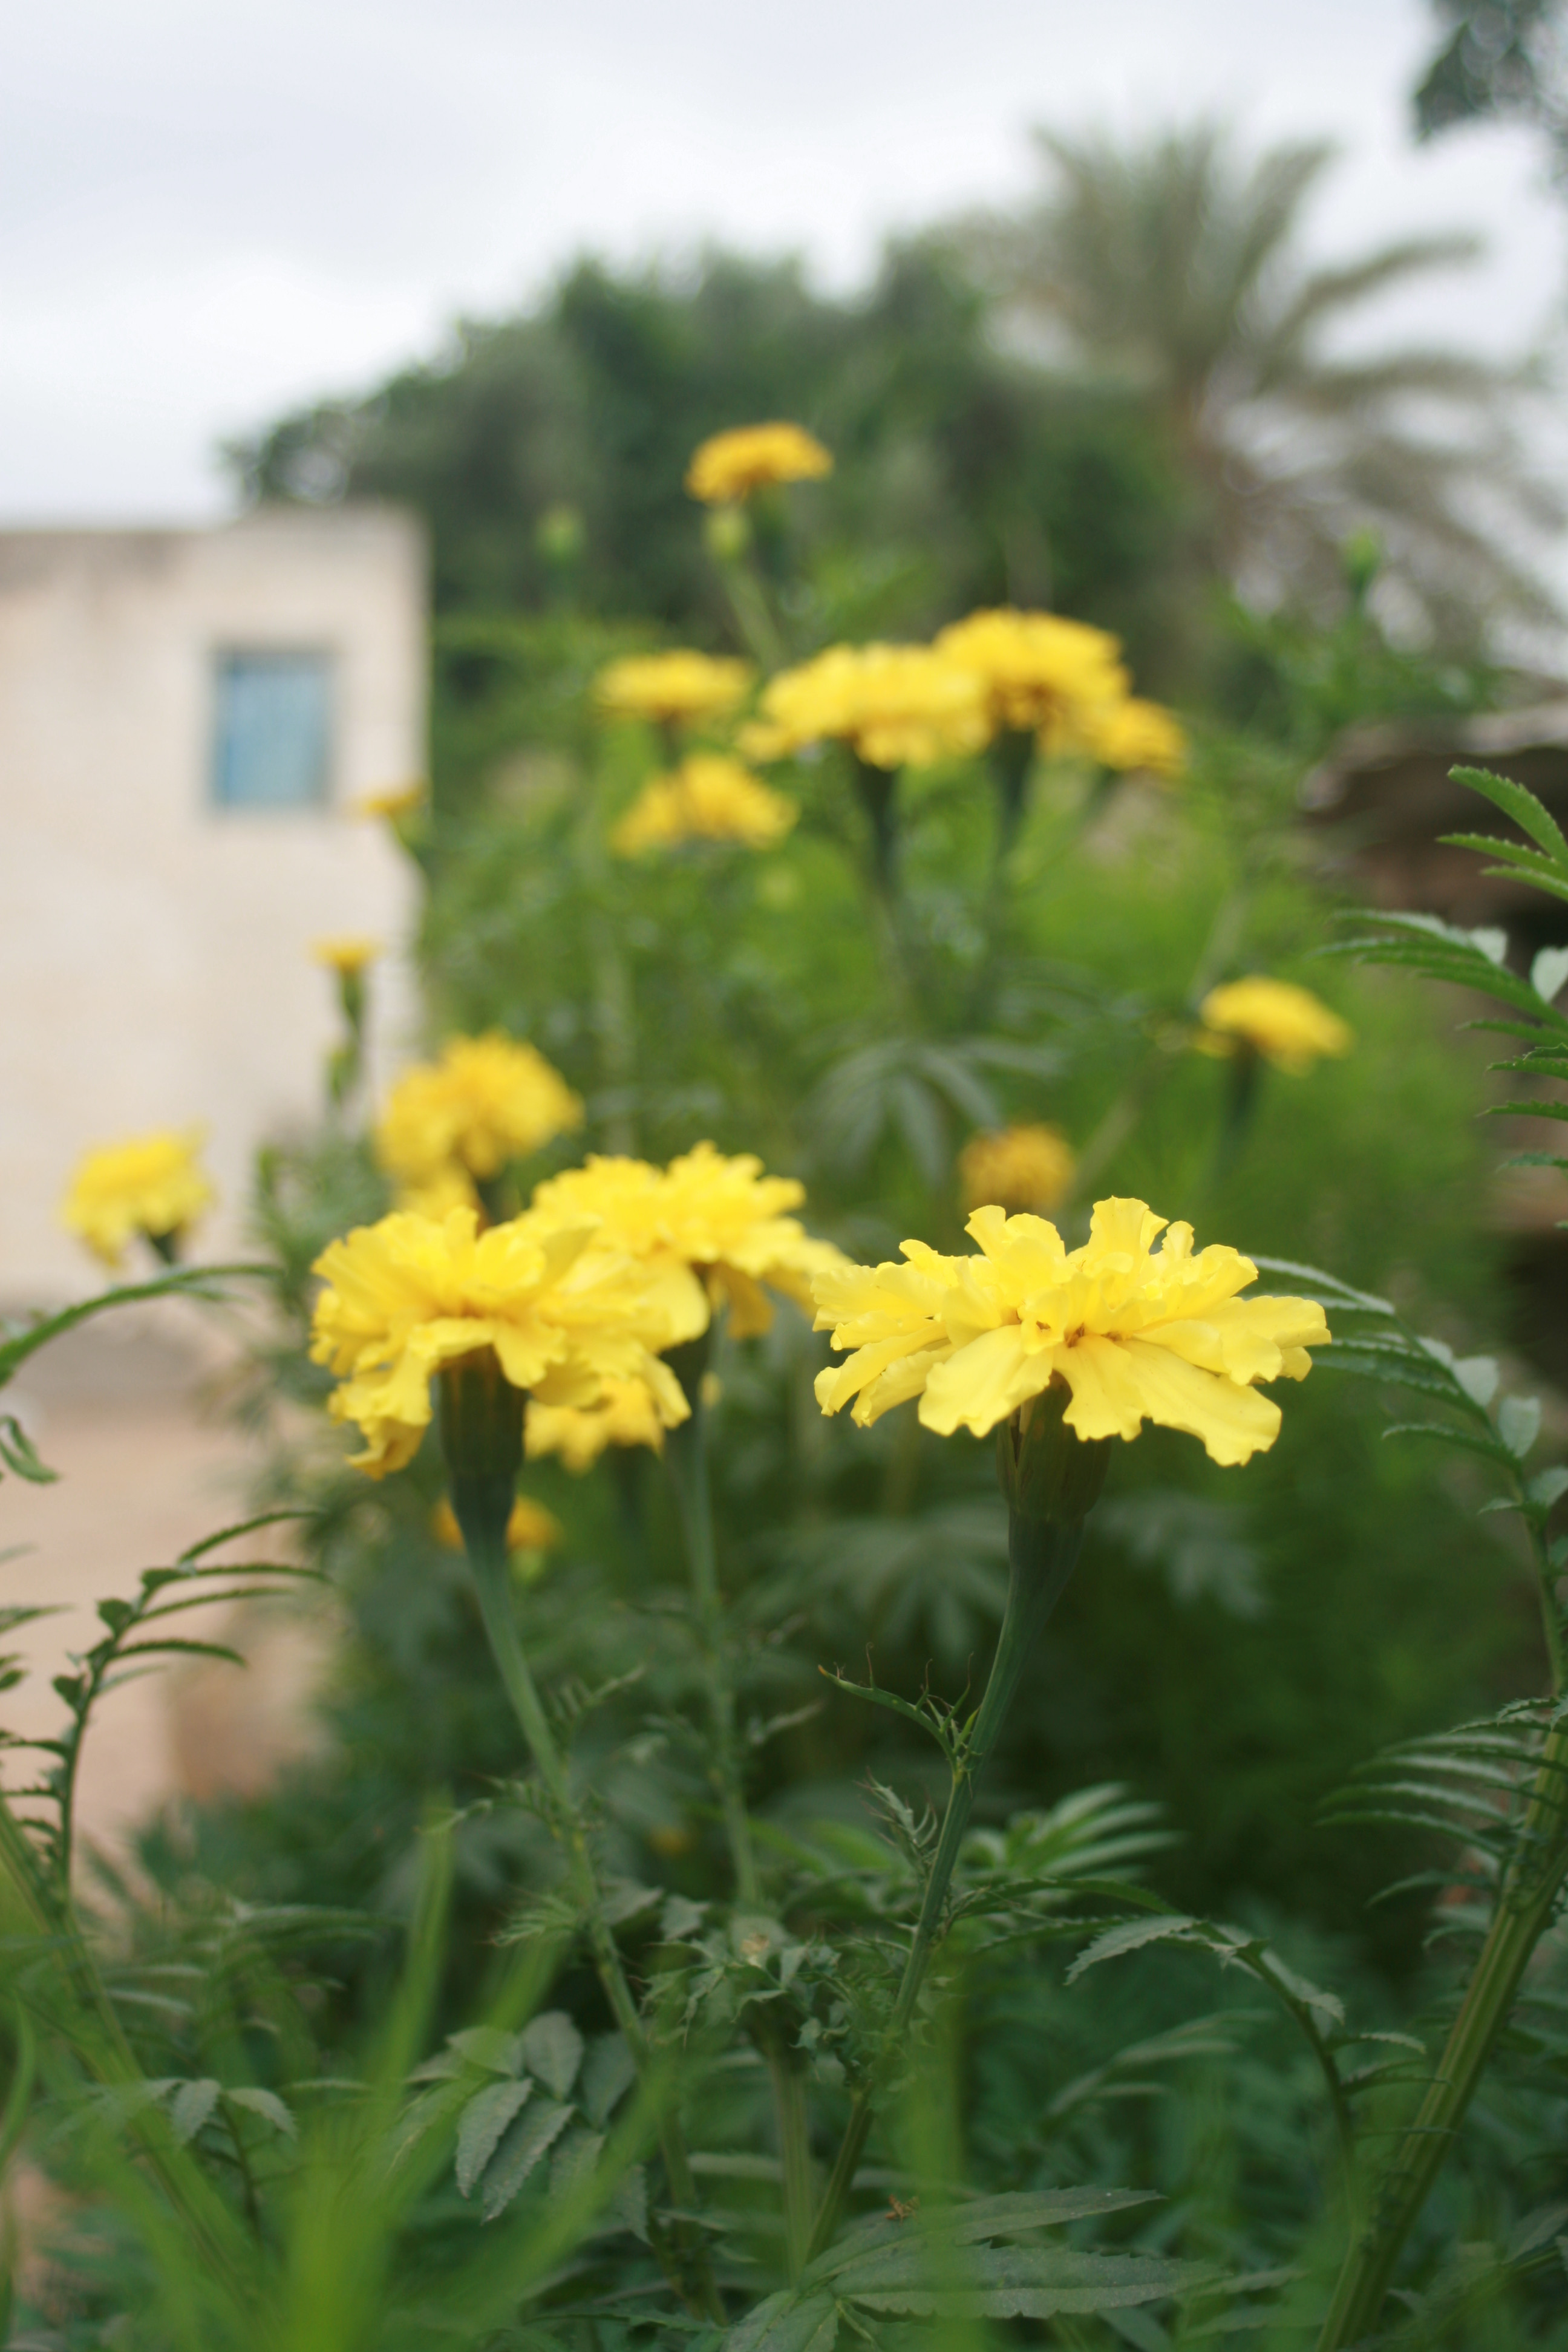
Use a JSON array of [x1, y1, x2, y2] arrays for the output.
[[7, 419, 1567, 2352]]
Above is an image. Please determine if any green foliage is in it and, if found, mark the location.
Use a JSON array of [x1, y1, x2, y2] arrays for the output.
[[15, 370, 1568, 2351]]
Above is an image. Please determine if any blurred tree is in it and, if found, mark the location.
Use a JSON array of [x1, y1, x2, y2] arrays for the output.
[[228, 245, 1187, 660], [956, 122, 1556, 641], [1414, 0, 1567, 151]]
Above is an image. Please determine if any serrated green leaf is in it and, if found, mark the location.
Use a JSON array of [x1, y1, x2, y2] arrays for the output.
[[446, 2025, 523, 2077], [168, 2079, 221, 2145], [456, 2078, 533, 2198], [548, 2123, 606, 2207], [1067, 1915, 1195, 1981], [224, 2086, 297, 2139], [521, 2010, 583, 2100], [1451, 766, 1568, 865], [1381, 1423, 1512, 1468], [579, 2033, 636, 2126], [806, 2187, 1160, 2285], [841, 2245, 1214, 2318], [722, 2292, 838, 2352], [480, 2096, 574, 2220]]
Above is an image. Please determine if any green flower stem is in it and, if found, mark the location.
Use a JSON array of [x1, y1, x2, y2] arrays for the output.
[[662, 1354, 817, 2272], [1315, 1716, 1568, 2350], [1525, 1517, 1565, 1698], [806, 1479, 1094, 2262], [765, 2028, 815, 2279], [712, 544, 787, 673], [452, 1463, 720, 2322], [662, 1370, 759, 1908]]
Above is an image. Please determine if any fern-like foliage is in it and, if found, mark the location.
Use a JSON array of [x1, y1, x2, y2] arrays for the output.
[[1323, 1694, 1568, 1921], [5, 1511, 321, 1891]]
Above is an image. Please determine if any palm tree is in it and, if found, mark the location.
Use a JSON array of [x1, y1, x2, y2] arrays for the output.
[[960, 122, 1556, 638]]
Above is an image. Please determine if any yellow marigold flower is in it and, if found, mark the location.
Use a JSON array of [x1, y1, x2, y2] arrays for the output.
[[355, 782, 427, 821], [396, 1165, 480, 1220], [959, 1124, 1076, 1215], [685, 422, 833, 505], [310, 1206, 695, 1478], [526, 1375, 671, 1471], [595, 650, 754, 730], [1082, 696, 1187, 779], [812, 1197, 1329, 1468], [610, 755, 799, 855], [742, 644, 991, 771], [531, 1142, 847, 1340], [61, 1129, 215, 1269], [935, 609, 1129, 739], [376, 1034, 583, 1189], [1198, 978, 1354, 1074], [431, 1492, 563, 1552], [311, 935, 381, 975]]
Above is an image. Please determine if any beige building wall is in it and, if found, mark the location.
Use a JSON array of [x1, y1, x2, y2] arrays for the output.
[[0, 504, 426, 1303]]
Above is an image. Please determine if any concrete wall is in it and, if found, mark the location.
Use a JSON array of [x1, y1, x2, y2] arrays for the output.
[[0, 505, 426, 1301]]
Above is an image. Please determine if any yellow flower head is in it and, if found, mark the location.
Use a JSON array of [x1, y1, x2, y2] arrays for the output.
[[532, 1142, 847, 1340], [431, 1492, 563, 1553], [595, 651, 754, 730], [526, 1376, 672, 1472], [310, 1205, 694, 1477], [610, 755, 799, 856], [311, 935, 381, 976], [813, 1197, 1330, 1468], [61, 1129, 215, 1269], [395, 1165, 480, 1220], [376, 1034, 583, 1189], [935, 609, 1129, 739], [355, 783, 427, 822], [958, 1124, 1076, 1215], [685, 422, 833, 505], [1083, 696, 1187, 780], [1198, 978, 1354, 1074], [742, 644, 991, 771]]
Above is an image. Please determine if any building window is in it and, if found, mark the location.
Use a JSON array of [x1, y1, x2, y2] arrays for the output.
[[211, 649, 333, 809]]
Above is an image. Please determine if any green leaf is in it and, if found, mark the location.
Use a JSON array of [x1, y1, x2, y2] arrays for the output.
[[168, 2078, 222, 2145], [1529, 1469, 1568, 1510], [456, 2078, 533, 2198], [579, 2033, 636, 2126], [521, 2010, 583, 2100], [446, 2026, 523, 2077], [807, 2188, 1160, 2284], [1066, 1915, 1195, 1981], [0, 1264, 271, 1390], [723, 2292, 838, 2352], [1489, 1099, 1568, 1123], [1381, 1423, 1513, 1468], [480, 2096, 574, 2220], [1500, 1396, 1542, 1459], [0, 1416, 57, 1484], [224, 2086, 297, 2139], [837, 2244, 1213, 2318], [1247, 1257, 1394, 1315], [1451, 766, 1568, 865]]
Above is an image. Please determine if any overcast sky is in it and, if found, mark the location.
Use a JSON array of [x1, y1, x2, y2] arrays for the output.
[[5, 0, 1565, 521]]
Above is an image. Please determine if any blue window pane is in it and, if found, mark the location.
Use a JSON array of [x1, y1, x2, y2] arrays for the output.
[[211, 651, 333, 809]]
